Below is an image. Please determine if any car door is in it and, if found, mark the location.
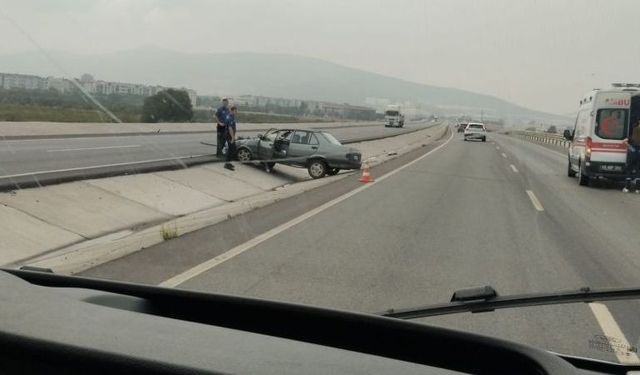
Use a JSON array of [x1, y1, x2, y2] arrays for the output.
[[287, 131, 319, 164], [272, 130, 293, 160], [571, 109, 589, 166], [257, 129, 278, 160]]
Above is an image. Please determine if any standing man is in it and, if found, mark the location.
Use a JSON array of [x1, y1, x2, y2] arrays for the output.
[[224, 106, 238, 171], [623, 119, 640, 193], [215, 98, 230, 157]]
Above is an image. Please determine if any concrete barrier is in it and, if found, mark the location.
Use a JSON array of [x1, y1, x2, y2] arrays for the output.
[[2, 123, 448, 273], [511, 130, 571, 149], [0, 122, 439, 192]]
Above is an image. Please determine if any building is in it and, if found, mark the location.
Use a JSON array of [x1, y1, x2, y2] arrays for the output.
[[0, 72, 198, 107], [80, 75, 197, 106], [306, 101, 376, 120], [45, 77, 73, 92], [236, 95, 303, 108], [234, 95, 376, 119], [0, 73, 47, 90]]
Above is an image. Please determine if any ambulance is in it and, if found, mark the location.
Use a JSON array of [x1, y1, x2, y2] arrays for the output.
[[564, 83, 640, 186]]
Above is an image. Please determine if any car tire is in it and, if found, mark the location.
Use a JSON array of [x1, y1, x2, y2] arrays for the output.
[[577, 161, 590, 186], [308, 159, 327, 179], [567, 159, 576, 177], [482, 137, 486, 142], [463, 137, 467, 141], [327, 168, 340, 176], [236, 148, 252, 162]]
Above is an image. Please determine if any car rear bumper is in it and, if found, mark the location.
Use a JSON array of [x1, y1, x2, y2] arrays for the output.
[[464, 133, 485, 139]]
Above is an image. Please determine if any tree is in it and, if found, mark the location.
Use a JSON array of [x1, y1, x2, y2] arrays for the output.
[[546, 125, 557, 133], [298, 101, 308, 115], [142, 89, 193, 123]]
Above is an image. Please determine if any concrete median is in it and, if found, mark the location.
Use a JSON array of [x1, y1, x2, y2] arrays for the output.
[[0, 120, 435, 191], [2, 122, 447, 274]]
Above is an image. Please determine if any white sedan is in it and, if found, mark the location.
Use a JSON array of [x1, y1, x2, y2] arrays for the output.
[[464, 123, 487, 142]]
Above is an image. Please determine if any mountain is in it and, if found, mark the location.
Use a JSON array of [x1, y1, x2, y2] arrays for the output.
[[0, 47, 566, 122]]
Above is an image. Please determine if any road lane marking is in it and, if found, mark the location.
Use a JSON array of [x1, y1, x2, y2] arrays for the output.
[[47, 145, 141, 153], [496, 146, 500, 150], [501, 152, 507, 158], [525, 190, 544, 211], [589, 303, 640, 364], [510, 164, 519, 173], [158, 130, 456, 288], [0, 154, 209, 179]]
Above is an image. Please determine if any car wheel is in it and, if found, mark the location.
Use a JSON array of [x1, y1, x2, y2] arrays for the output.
[[237, 148, 252, 162], [327, 168, 340, 176], [463, 137, 467, 141], [482, 137, 486, 142], [308, 159, 327, 179], [577, 160, 590, 186], [567, 159, 576, 177]]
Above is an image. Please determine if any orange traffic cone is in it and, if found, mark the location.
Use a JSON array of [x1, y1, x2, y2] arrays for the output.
[[359, 163, 374, 183]]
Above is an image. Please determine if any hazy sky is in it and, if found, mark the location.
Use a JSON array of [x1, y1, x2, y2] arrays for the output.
[[1, 0, 640, 114]]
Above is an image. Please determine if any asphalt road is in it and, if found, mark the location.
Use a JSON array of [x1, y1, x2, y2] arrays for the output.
[[81, 129, 640, 364], [0, 121, 430, 177]]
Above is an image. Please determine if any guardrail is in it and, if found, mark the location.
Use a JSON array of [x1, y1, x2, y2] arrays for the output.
[[508, 130, 571, 149]]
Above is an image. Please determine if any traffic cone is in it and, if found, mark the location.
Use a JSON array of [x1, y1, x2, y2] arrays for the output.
[[359, 162, 374, 183]]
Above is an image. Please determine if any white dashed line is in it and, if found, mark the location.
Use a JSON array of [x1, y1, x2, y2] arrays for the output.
[[525, 190, 544, 211], [501, 152, 507, 158], [496, 146, 500, 150], [510, 164, 519, 173], [47, 145, 141, 152], [589, 303, 640, 364]]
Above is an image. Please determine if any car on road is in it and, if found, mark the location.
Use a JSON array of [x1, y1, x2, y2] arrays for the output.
[[457, 122, 468, 133], [235, 128, 363, 179], [463, 123, 487, 142]]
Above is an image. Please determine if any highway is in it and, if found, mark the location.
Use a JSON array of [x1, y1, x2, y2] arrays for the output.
[[81, 128, 640, 364], [0, 122, 430, 177]]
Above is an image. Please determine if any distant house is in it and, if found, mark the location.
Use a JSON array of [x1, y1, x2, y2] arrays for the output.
[[0, 73, 47, 90], [0, 71, 198, 107]]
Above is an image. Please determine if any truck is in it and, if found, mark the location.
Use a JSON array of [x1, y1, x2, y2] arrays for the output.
[[384, 105, 405, 128]]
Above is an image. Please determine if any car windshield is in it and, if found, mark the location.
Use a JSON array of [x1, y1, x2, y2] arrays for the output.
[[2, 0, 640, 367], [263, 130, 278, 142]]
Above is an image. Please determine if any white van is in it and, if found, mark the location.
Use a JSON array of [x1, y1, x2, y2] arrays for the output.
[[564, 83, 640, 186]]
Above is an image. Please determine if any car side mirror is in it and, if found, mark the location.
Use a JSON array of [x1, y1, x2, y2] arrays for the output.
[[563, 129, 573, 141], [258, 134, 264, 140]]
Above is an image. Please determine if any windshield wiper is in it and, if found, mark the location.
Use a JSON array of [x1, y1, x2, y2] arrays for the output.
[[380, 285, 640, 320]]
